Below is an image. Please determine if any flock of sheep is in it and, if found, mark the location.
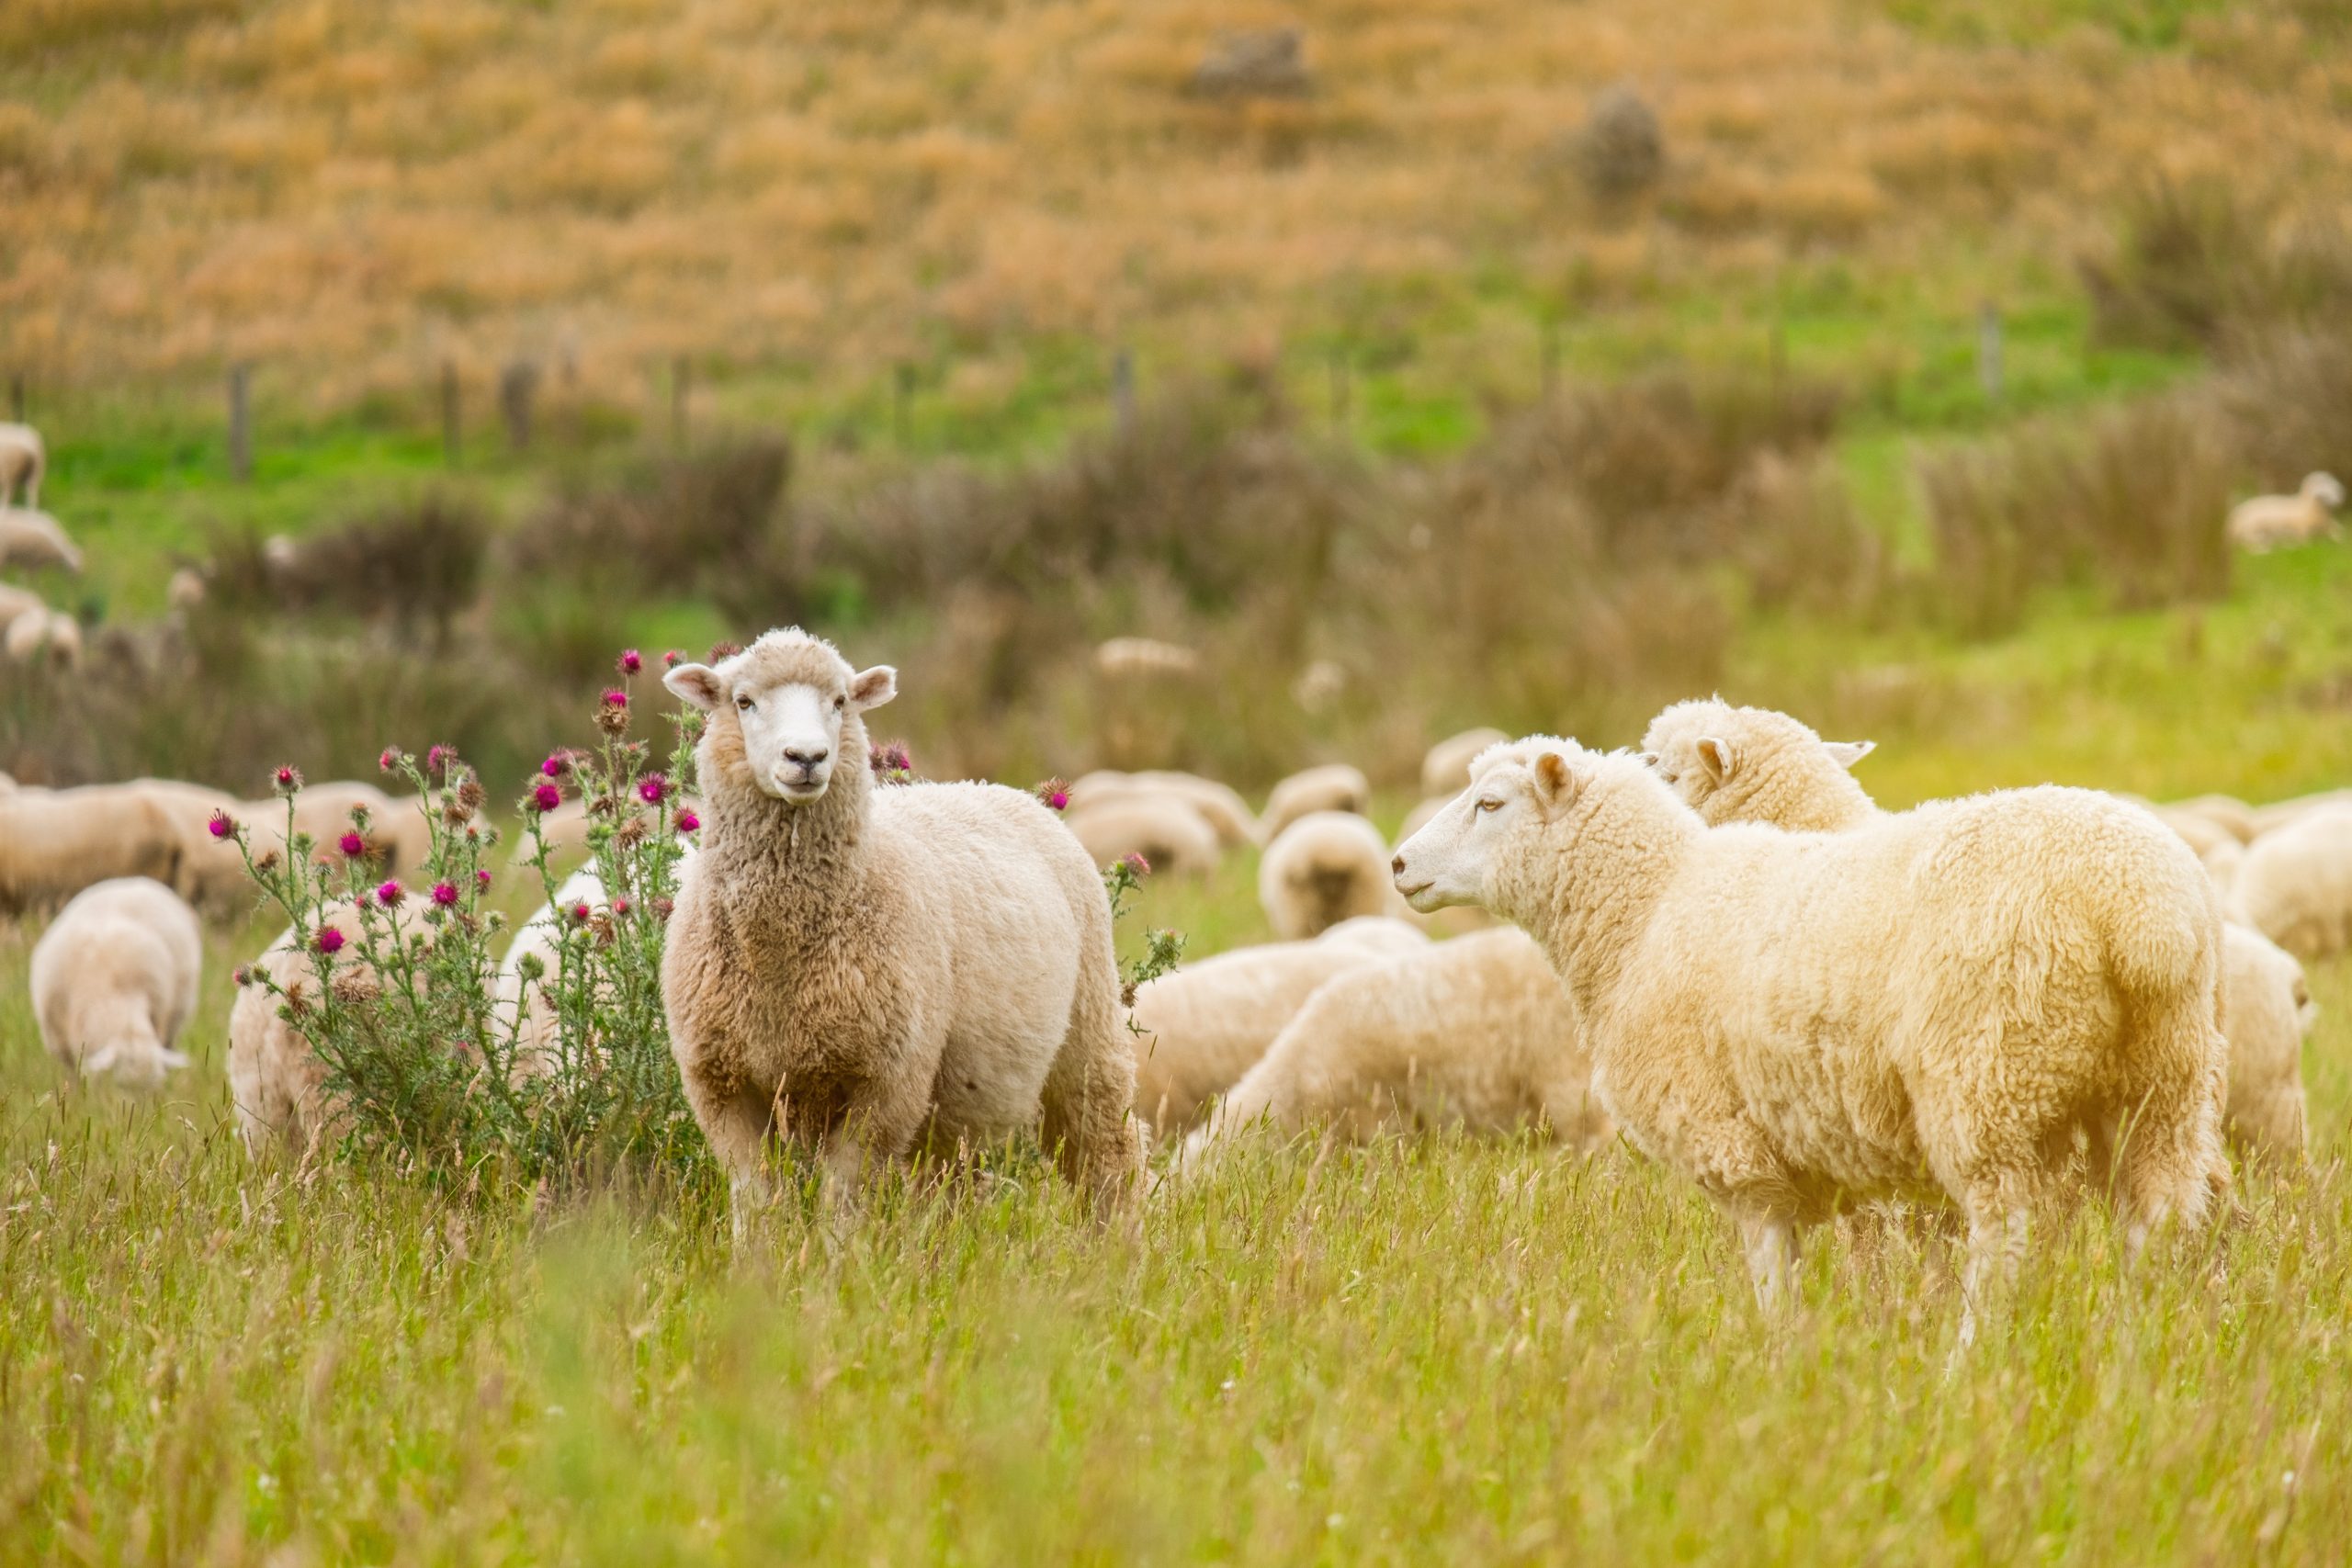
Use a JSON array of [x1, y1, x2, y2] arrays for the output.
[[0, 422, 85, 667], [6, 621, 2347, 1323]]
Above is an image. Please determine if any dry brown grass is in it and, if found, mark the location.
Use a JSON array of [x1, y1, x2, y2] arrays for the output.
[[6, 0, 2352, 411]]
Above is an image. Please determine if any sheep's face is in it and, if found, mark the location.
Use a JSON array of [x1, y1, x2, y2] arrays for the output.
[[667, 633, 897, 805], [1393, 743, 1572, 913], [1637, 701, 1871, 822]]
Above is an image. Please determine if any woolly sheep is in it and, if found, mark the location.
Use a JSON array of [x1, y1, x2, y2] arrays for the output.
[[1182, 929, 1609, 1168], [1067, 795, 1221, 875], [2233, 804, 2352, 959], [495, 866, 606, 1077], [0, 423, 43, 509], [0, 581, 41, 637], [1643, 698, 2304, 1163], [1069, 770, 1259, 847], [166, 567, 208, 612], [662, 628, 1147, 1227], [0, 784, 187, 915], [2169, 794, 2259, 845], [1094, 637, 1200, 680], [2247, 788, 2352, 840], [1394, 738, 2227, 1315], [30, 877, 201, 1090], [0, 506, 80, 573], [3, 607, 79, 667], [228, 908, 368, 1154], [1420, 727, 1510, 799], [1126, 917, 1430, 1131], [1396, 795, 1449, 848], [1259, 809, 1398, 940], [2228, 472, 2344, 553], [1260, 762, 1371, 840]]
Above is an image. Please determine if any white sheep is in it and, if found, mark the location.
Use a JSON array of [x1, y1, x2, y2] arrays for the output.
[[1643, 698, 2304, 1163], [3, 607, 79, 667], [1260, 762, 1371, 841], [167, 567, 208, 613], [1395, 738, 2227, 1316], [1094, 637, 1200, 680], [2168, 793, 2259, 845], [30, 877, 202, 1090], [0, 784, 188, 915], [2233, 803, 2352, 959], [2228, 473, 2345, 553], [662, 628, 1147, 1226], [0, 423, 44, 510], [1069, 770, 1259, 846], [1181, 929, 1609, 1167], [228, 909, 368, 1154], [1127, 917, 1430, 1132], [0, 581, 41, 637], [0, 506, 81, 573], [495, 866, 607, 1077], [2247, 787, 2352, 840], [1066, 795, 1222, 876], [1420, 727, 1510, 799], [1258, 809, 1399, 940]]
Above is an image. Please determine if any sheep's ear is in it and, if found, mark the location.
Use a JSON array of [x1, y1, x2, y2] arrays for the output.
[[1635, 750, 1660, 769], [157, 1047, 190, 1071], [1695, 738, 1735, 786], [848, 665, 898, 712], [1532, 750, 1579, 809], [664, 663, 725, 712], [1821, 739, 1875, 771]]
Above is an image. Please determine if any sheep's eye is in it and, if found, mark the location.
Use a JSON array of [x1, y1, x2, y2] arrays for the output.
[[1476, 797, 1502, 814], [834, 696, 846, 712], [736, 695, 754, 712]]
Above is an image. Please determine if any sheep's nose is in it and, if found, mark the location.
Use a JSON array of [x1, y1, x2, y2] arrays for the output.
[[1390, 854, 1406, 878], [784, 745, 830, 768]]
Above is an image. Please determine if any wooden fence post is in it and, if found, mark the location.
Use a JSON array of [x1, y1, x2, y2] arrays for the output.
[[893, 362, 914, 446], [1329, 348, 1351, 426], [500, 359, 538, 453], [1112, 346, 1136, 435], [441, 360, 461, 468], [672, 355, 691, 451], [1977, 299, 2004, 405], [228, 364, 253, 483]]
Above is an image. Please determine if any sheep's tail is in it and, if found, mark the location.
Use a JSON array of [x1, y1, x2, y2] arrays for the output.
[[2103, 850, 2231, 1245]]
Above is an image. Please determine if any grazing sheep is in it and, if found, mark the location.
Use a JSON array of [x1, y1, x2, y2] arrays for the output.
[[167, 567, 208, 613], [0, 784, 187, 915], [1261, 762, 1371, 840], [0, 423, 43, 509], [0, 506, 80, 573], [0, 582, 41, 640], [1394, 739, 2227, 1315], [1069, 771, 1260, 847], [2228, 473, 2345, 553], [3, 607, 79, 667], [1182, 929, 1609, 1168], [2169, 794, 2259, 845], [30, 877, 202, 1090], [495, 866, 606, 1077], [1643, 699, 2301, 1163], [1094, 637, 1201, 680], [1420, 727, 1510, 800], [1066, 794, 1222, 876], [2136, 799, 2241, 863], [1127, 918, 1430, 1132], [2247, 788, 2352, 840], [662, 628, 1146, 1226], [2233, 804, 2352, 959], [228, 909, 368, 1155], [1259, 809, 1398, 940]]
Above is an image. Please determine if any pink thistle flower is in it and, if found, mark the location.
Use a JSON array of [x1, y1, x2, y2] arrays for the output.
[[708, 639, 741, 660], [315, 928, 345, 956], [662, 649, 684, 668], [618, 649, 643, 674], [378, 748, 401, 773], [337, 830, 368, 858], [376, 880, 404, 907], [612, 896, 632, 917], [675, 809, 701, 834], [540, 752, 567, 778], [571, 902, 592, 924], [638, 773, 670, 805], [600, 688, 628, 709], [425, 744, 452, 777], [430, 881, 459, 907], [476, 869, 493, 889], [530, 782, 562, 814], [1122, 852, 1151, 877], [207, 809, 235, 840], [1035, 778, 1070, 812], [273, 765, 301, 795]]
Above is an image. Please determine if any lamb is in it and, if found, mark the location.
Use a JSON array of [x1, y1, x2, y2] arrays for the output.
[[30, 877, 202, 1090], [0, 784, 187, 914], [1127, 917, 1430, 1132], [228, 908, 368, 1154], [1420, 727, 1510, 799], [1260, 762, 1371, 840], [1643, 698, 2305, 1162], [0, 423, 44, 509], [0, 506, 81, 573], [1181, 929, 1610, 1167], [2228, 472, 2345, 553], [495, 866, 607, 1077], [1066, 794, 1222, 875], [3, 607, 79, 667], [2248, 788, 2352, 840], [661, 628, 1146, 1226], [2233, 804, 2352, 959], [1069, 770, 1259, 847], [1258, 809, 1399, 940], [0, 581, 40, 632], [2168, 794, 2259, 845], [1393, 737, 2227, 1315]]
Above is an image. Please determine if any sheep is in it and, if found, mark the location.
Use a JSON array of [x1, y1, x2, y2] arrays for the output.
[[1127, 917, 1430, 1132], [1420, 727, 1510, 799], [495, 866, 606, 1077], [1393, 738, 2228, 1317], [1094, 637, 1200, 680], [3, 607, 79, 667], [1066, 794, 1222, 876], [1643, 698, 2304, 1163], [0, 506, 80, 573], [1396, 795, 1449, 848], [661, 628, 1147, 1227], [166, 567, 208, 613], [2233, 804, 2352, 959], [2228, 472, 2345, 553], [1069, 770, 1259, 846], [0, 423, 44, 509], [1181, 929, 1609, 1168], [0, 784, 187, 915], [228, 908, 369, 1155], [2169, 793, 2259, 845], [1260, 762, 1371, 840], [30, 877, 202, 1090], [2247, 788, 2352, 840], [1259, 809, 1398, 940]]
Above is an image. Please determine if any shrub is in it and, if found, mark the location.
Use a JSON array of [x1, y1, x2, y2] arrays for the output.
[[1574, 84, 1666, 205], [225, 667, 707, 1193], [219, 495, 488, 651]]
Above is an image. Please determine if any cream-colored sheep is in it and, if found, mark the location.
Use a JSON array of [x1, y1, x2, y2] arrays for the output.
[[1182, 929, 1609, 1167], [1396, 795, 1449, 848], [30, 877, 202, 1090], [2247, 788, 2352, 840], [1094, 637, 1200, 679], [1069, 770, 1259, 847], [1126, 917, 1430, 1132], [0, 784, 187, 915], [0, 581, 40, 634], [0, 423, 44, 509], [2169, 794, 2259, 845], [2233, 804, 2352, 959], [662, 629, 1146, 1227], [1644, 698, 2302, 1163], [1259, 809, 1398, 940], [3, 607, 78, 667], [1395, 738, 2226, 1314], [2228, 472, 2344, 553], [495, 866, 606, 1077], [1420, 728, 1510, 800], [1260, 763, 1371, 840], [167, 567, 208, 613], [1066, 794, 1222, 876], [228, 909, 368, 1154], [0, 506, 80, 573]]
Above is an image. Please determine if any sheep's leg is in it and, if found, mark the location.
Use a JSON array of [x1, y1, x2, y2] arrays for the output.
[[1735, 1208, 1801, 1315], [1040, 988, 1148, 1218], [684, 1074, 779, 1247]]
